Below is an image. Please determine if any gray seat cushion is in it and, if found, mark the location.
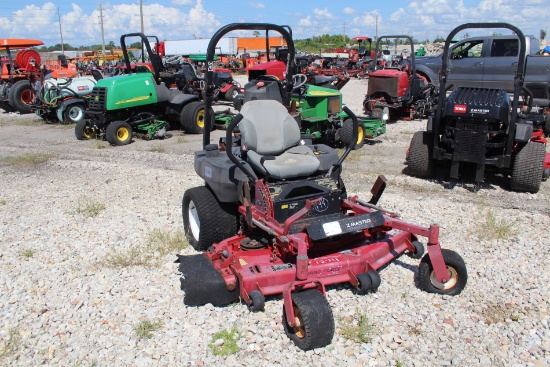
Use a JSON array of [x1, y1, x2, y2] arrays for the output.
[[239, 100, 321, 179], [247, 146, 320, 179]]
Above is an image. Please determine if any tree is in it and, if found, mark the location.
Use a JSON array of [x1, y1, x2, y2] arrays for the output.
[[433, 36, 445, 43], [541, 29, 546, 41]]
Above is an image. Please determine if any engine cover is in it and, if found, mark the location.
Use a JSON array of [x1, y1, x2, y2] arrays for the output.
[[444, 87, 510, 124]]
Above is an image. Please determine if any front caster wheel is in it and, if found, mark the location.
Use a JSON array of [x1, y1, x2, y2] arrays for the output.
[[418, 249, 467, 296], [356, 270, 381, 294], [247, 290, 265, 312], [407, 240, 425, 259], [282, 289, 334, 350]]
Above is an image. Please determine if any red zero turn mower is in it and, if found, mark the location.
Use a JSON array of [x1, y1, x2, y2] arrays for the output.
[[177, 23, 468, 351]]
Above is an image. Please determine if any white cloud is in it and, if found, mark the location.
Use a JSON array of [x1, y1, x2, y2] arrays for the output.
[[248, 2, 265, 9], [343, 7, 355, 15], [313, 8, 335, 20], [299, 16, 312, 26], [172, 0, 194, 5]]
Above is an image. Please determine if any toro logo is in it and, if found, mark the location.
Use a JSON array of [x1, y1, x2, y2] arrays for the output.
[[77, 86, 89, 91], [454, 104, 467, 113]]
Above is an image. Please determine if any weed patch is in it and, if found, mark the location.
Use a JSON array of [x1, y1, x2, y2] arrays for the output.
[[339, 308, 376, 343], [208, 327, 240, 356], [134, 319, 163, 340], [69, 197, 106, 217], [148, 144, 166, 153], [21, 248, 35, 260], [480, 210, 516, 240], [0, 152, 52, 167], [0, 327, 21, 360]]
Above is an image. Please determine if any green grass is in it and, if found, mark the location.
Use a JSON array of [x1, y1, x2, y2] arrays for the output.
[[104, 229, 188, 267], [481, 210, 516, 240], [0, 327, 21, 360], [0, 199, 6, 205], [208, 327, 241, 356], [14, 118, 45, 126], [148, 144, 166, 153], [339, 308, 376, 343], [21, 248, 35, 260], [0, 152, 52, 167], [69, 197, 106, 217], [134, 319, 163, 340]]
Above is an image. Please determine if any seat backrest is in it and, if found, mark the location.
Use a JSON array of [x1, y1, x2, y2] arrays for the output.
[[239, 100, 300, 156]]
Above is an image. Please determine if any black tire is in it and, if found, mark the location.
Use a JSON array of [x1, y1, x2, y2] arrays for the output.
[[544, 114, 550, 137], [339, 118, 365, 149], [180, 101, 214, 134], [408, 131, 435, 178], [224, 85, 239, 101], [282, 289, 334, 350], [418, 249, 467, 296], [247, 290, 265, 312], [63, 103, 86, 124], [510, 141, 546, 193], [75, 120, 97, 140], [182, 186, 238, 251], [407, 240, 425, 260], [8, 80, 33, 114], [106, 121, 132, 146], [356, 270, 381, 294], [0, 101, 15, 113]]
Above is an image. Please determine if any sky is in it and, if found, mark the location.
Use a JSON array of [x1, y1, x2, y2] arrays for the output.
[[1, 0, 549, 47]]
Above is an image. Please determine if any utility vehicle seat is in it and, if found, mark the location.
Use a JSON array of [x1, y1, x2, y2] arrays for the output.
[[239, 100, 320, 179]]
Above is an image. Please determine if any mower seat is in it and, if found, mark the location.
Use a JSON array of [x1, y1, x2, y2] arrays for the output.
[[239, 100, 321, 180]]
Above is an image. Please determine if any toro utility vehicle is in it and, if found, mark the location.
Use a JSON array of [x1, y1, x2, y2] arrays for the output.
[[0, 38, 44, 114], [32, 75, 96, 124], [177, 23, 467, 351], [77, 33, 212, 145], [406, 23, 550, 193], [364, 35, 437, 121]]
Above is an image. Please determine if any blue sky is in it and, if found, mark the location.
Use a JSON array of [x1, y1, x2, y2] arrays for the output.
[[1, 0, 549, 47]]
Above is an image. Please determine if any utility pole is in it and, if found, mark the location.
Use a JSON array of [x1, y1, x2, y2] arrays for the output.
[[375, 16, 378, 42], [57, 7, 64, 54], [140, 0, 144, 34], [343, 21, 346, 42], [99, 2, 106, 54]]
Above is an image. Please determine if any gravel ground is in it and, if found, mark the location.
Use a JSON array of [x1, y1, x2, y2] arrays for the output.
[[0, 76, 549, 367]]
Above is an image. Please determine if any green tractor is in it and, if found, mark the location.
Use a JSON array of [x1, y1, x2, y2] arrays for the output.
[[293, 81, 388, 149], [76, 33, 212, 145]]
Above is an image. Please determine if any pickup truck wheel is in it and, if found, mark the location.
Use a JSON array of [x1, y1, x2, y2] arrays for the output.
[[510, 141, 546, 193], [407, 131, 435, 178]]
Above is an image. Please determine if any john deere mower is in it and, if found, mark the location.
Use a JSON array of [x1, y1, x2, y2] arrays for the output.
[[76, 33, 212, 145], [177, 23, 467, 351], [364, 35, 437, 121], [406, 23, 550, 193]]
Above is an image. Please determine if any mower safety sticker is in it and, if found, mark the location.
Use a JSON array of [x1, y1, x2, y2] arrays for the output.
[[239, 259, 248, 266], [323, 221, 342, 236]]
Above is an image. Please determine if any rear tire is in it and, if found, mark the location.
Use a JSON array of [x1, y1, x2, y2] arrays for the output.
[[224, 85, 239, 101], [339, 118, 365, 149], [510, 141, 546, 193], [106, 121, 132, 146], [182, 186, 238, 251], [8, 80, 33, 114], [180, 101, 214, 134], [282, 289, 334, 350], [408, 131, 435, 178], [63, 103, 86, 124], [75, 120, 97, 140]]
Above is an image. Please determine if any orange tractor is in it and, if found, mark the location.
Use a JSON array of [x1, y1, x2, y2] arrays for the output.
[[0, 38, 44, 113]]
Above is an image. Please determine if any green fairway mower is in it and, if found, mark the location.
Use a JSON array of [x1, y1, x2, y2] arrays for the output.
[[77, 33, 213, 146]]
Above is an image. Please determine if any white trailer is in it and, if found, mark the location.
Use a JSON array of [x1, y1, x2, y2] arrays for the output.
[[164, 38, 238, 56]]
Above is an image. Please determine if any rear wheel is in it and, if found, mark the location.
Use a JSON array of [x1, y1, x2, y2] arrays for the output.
[[106, 121, 132, 146], [180, 101, 214, 134], [282, 289, 334, 351], [8, 80, 33, 114], [418, 249, 467, 296], [510, 141, 546, 193], [224, 85, 239, 101], [63, 103, 86, 124], [408, 131, 435, 178], [182, 186, 238, 251], [339, 118, 365, 149], [75, 120, 97, 140]]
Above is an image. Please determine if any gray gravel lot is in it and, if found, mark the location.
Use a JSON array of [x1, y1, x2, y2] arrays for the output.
[[0, 76, 549, 366]]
